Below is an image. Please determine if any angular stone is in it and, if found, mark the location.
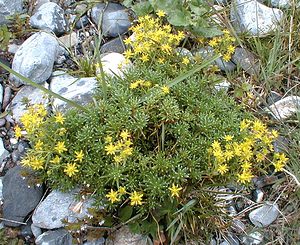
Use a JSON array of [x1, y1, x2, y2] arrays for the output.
[[100, 37, 125, 54], [58, 32, 78, 48], [232, 47, 260, 76], [50, 72, 98, 112], [32, 189, 95, 229], [30, 2, 68, 35], [231, 0, 284, 36], [2, 166, 44, 227], [9, 84, 49, 123], [249, 202, 279, 227], [35, 229, 72, 245], [0, 0, 23, 25], [106, 226, 147, 245], [91, 3, 131, 37], [10, 32, 59, 87], [265, 96, 300, 120], [242, 231, 264, 245], [270, 0, 291, 8]]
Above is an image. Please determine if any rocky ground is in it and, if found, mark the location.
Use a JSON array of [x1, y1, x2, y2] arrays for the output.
[[0, 0, 299, 244]]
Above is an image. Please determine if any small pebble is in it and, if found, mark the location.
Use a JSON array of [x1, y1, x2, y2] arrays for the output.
[[253, 189, 264, 203], [2, 87, 12, 110], [0, 119, 6, 127]]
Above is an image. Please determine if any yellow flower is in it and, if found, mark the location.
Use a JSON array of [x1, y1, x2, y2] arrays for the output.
[[31, 156, 45, 170], [105, 136, 112, 143], [15, 125, 22, 139], [161, 85, 170, 94], [50, 155, 61, 164], [123, 49, 134, 59], [161, 44, 172, 54], [120, 130, 130, 140], [227, 45, 235, 54], [224, 150, 234, 161], [124, 38, 132, 45], [59, 128, 67, 136], [130, 81, 139, 89], [121, 147, 133, 157], [209, 38, 218, 47], [54, 112, 65, 124], [168, 184, 183, 198], [237, 170, 254, 184], [64, 163, 79, 177], [217, 164, 229, 175], [106, 189, 120, 203], [75, 150, 84, 162], [55, 141, 67, 154], [224, 135, 233, 142], [271, 130, 279, 139], [118, 187, 127, 195], [113, 155, 123, 163], [105, 143, 118, 155], [240, 119, 251, 131], [252, 120, 266, 133], [140, 54, 149, 62], [158, 58, 165, 64], [241, 162, 252, 170], [222, 53, 231, 62], [129, 191, 143, 206], [182, 57, 190, 65], [157, 9, 166, 18], [35, 140, 44, 151], [273, 161, 285, 172]]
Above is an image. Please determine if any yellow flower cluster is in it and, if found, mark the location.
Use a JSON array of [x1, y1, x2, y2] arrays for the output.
[[21, 155, 45, 170], [130, 79, 152, 89], [208, 30, 236, 62], [104, 130, 133, 164], [106, 187, 143, 206], [19, 104, 47, 134], [123, 14, 185, 63], [211, 119, 288, 184]]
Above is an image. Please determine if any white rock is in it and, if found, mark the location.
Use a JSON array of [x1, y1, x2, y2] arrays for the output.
[[0, 177, 3, 200], [10, 32, 59, 87], [30, 2, 68, 35], [32, 189, 96, 229], [265, 96, 300, 120], [231, 0, 284, 36], [50, 71, 98, 111], [7, 43, 20, 54], [270, 0, 291, 8], [9, 84, 49, 122], [215, 80, 231, 92], [99, 53, 133, 77], [242, 231, 264, 245]]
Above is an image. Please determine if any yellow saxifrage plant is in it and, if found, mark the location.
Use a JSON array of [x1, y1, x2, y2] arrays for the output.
[[15, 13, 288, 244]]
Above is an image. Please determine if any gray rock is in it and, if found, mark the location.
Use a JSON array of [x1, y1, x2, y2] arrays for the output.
[[249, 202, 279, 227], [106, 226, 147, 245], [252, 189, 264, 203], [83, 237, 105, 245], [2, 165, 44, 227], [75, 15, 89, 29], [0, 84, 3, 108], [264, 95, 300, 120], [232, 219, 246, 233], [21, 221, 34, 239], [30, 2, 68, 35], [175, 47, 194, 59], [58, 32, 78, 48], [242, 231, 263, 245], [2, 86, 12, 110], [50, 72, 98, 112], [32, 189, 95, 229], [31, 224, 42, 238], [9, 84, 49, 123], [273, 135, 289, 153], [195, 47, 236, 72], [10, 32, 59, 87], [232, 47, 260, 76], [215, 80, 231, 92], [231, 0, 284, 36], [91, 3, 131, 37], [0, 118, 5, 127], [222, 233, 240, 245], [0, 0, 23, 25], [8, 43, 20, 54], [266, 91, 282, 105], [100, 37, 125, 54], [0, 177, 3, 200], [270, 0, 291, 8], [36, 229, 72, 245], [0, 138, 9, 169]]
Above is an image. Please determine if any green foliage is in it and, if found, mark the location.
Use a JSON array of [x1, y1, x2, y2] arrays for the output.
[[0, 25, 13, 51], [123, 0, 223, 37]]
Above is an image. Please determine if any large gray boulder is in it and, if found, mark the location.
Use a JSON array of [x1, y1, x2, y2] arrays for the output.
[[0, 0, 23, 25], [231, 0, 283, 36], [2, 166, 44, 227], [10, 32, 59, 87], [32, 189, 95, 229], [30, 2, 68, 35], [91, 3, 131, 37]]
